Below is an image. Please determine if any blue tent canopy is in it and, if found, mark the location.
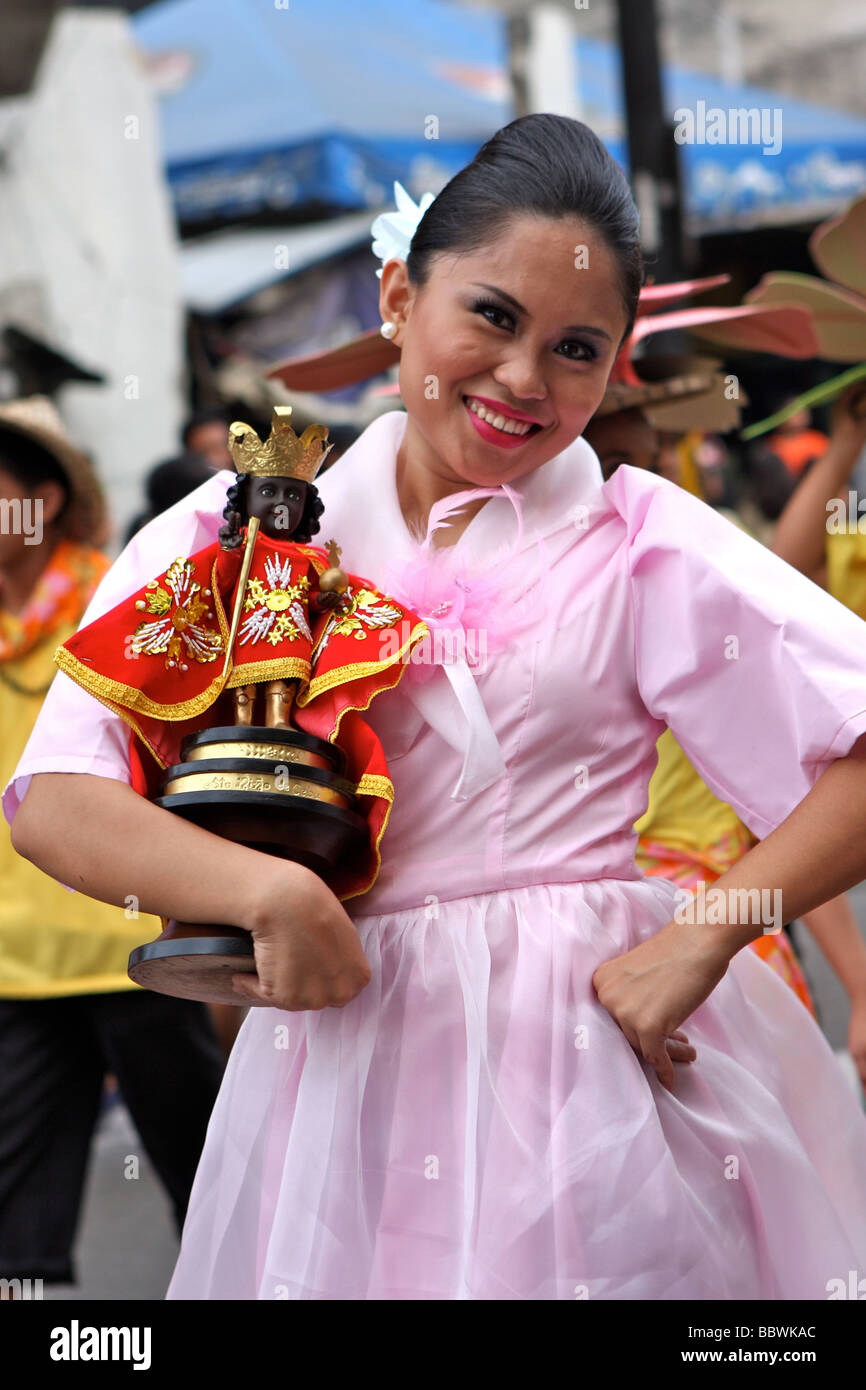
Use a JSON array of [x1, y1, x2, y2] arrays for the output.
[[555, 33, 866, 226], [662, 62, 866, 226], [133, 0, 510, 223], [133, 0, 866, 229]]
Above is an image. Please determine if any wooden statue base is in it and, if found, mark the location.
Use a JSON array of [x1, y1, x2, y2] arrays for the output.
[[128, 726, 366, 1005], [128, 921, 257, 1005]]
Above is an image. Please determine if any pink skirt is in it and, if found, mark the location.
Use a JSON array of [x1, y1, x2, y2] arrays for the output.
[[167, 876, 866, 1299]]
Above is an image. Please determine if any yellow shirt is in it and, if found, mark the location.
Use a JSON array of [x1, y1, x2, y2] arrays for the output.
[[0, 620, 158, 997], [634, 726, 747, 856], [826, 530, 866, 620], [634, 504, 758, 862]]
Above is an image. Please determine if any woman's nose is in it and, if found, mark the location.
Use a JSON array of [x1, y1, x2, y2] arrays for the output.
[[491, 350, 548, 404]]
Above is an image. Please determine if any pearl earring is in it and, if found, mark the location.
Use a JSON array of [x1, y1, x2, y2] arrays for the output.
[[380, 321, 398, 340]]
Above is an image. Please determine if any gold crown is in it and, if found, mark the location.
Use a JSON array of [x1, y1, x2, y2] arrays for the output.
[[228, 406, 334, 483]]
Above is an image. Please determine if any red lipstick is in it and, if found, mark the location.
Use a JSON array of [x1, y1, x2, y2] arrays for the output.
[[463, 398, 541, 450]]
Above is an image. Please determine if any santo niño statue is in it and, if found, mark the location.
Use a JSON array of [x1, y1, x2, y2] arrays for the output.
[[54, 407, 429, 907]]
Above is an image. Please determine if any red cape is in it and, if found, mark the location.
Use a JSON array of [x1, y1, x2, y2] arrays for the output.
[[56, 531, 427, 899]]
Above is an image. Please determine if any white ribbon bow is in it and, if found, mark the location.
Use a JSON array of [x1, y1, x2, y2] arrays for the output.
[[386, 484, 531, 801]]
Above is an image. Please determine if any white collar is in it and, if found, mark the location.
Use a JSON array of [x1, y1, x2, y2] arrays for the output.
[[315, 411, 605, 801], [185, 412, 605, 565], [315, 409, 604, 568]]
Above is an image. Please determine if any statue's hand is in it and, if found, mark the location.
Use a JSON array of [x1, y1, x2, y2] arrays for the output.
[[313, 589, 345, 613]]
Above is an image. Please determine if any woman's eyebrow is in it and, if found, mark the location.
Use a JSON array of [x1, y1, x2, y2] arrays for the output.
[[471, 282, 612, 340]]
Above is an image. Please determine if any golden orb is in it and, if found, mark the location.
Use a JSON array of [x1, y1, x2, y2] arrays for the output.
[[319, 567, 349, 593]]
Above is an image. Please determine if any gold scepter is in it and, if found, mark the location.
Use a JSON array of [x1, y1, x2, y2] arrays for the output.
[[220, 514, 260, 686]]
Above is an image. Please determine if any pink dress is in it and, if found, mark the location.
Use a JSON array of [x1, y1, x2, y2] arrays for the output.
[[6, 411, 866, 1300]]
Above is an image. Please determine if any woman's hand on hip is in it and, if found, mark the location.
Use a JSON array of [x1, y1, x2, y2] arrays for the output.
[[592, 920, 732, 1092]]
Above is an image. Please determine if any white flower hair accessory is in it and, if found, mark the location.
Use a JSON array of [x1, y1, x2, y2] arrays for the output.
[[371, 181, 436, 278]]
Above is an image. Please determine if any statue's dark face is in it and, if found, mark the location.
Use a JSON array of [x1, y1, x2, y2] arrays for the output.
[[245, 476, 308, 539]]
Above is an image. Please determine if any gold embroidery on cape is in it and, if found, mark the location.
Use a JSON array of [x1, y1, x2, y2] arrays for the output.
[[294, 545, 328, 576], [53, 539, 413, 903], [225, 657, 310, 689], [240, 552, 312, 647], [49, 655, 169, 769], [355, 773, 394, 801], [338, 773, 395, 902], [129, 558, 222, 671], [300, 618, 428, 706], [55, 645, 229, 721], [312, 584, 404, 660]]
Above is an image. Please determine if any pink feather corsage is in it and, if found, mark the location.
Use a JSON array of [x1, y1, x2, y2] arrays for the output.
[[382, 485, 547, 682]]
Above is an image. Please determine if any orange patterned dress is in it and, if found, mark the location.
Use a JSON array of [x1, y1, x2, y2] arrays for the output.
[[636, 730, 815, 1014]]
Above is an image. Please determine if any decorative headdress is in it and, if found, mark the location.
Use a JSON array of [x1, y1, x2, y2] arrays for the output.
[[266, 182, 432, 392], [594, 275, 819, 427], [370, 182, 436, 278], [734, 193, 866, 439], [228, 405, 334, 483], [264, 182, 821, 425]]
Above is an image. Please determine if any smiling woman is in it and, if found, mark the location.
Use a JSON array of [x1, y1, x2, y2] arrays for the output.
[[7, 116, 866, 1302], [377, 116, 640, 532]]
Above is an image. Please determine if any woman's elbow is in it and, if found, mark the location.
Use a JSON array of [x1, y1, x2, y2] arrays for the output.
[[10, 775, 61, 867]]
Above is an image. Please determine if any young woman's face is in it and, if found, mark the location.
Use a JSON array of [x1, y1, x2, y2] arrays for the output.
[[381, 214, 630, 490], [245, 476, 308, 539]]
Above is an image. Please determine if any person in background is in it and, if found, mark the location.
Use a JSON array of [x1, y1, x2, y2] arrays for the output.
[[678, 431, 744, 525], [770, 381, 866, 601], [740, 438, 800, 545], [764, 400, 829, 479], [181, 411, 233, 472], [0, 398, 225, 1295], [125, 452, 216, 546]]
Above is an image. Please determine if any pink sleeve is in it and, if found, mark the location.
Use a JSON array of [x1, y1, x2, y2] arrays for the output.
[[1, 674, 135, 823], [608, 466, 866, 841], [2, 469, 232, 827]]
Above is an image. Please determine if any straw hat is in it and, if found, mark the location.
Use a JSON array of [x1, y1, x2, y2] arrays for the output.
[[595, 353, 747, 432], [0, 396, 106, 545], [594, 364, 717, 418], [739, 192, 866, 439]]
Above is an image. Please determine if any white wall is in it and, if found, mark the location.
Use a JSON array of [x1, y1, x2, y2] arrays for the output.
[[0, 9, 184, 550]]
